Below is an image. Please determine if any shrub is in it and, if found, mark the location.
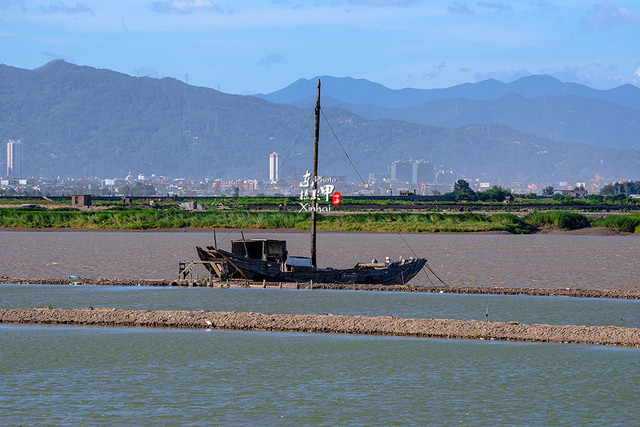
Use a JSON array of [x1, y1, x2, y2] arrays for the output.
[[523, 211, 590, 230]]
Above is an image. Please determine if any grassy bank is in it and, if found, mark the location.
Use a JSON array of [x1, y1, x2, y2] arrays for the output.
[[1, 207, 638, 233], [522, 211, 591, 230], [0, 207, 548, 233], [592, 213, 640, 233]]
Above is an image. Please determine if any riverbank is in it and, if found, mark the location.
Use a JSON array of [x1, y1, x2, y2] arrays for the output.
[[1, 208, 638, 233], [1, 307, 638, 347], [0, 225, 632, 235], [2, 277, 639, 299]]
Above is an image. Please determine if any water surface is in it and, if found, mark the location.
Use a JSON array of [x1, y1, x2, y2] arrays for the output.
[[1, 231, 639, 290], [1, 325, 638, 426], [2, 284, 639, 328]]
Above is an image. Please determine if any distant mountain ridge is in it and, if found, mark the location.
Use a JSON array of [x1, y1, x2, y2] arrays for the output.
[[257, 75, 640, 111], [0, 61, 638, 182], [261, 76, 640, 151], [307, 93, 640, 151]]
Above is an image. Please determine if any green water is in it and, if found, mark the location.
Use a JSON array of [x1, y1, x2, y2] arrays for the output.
[[1, 325, 638, 426]]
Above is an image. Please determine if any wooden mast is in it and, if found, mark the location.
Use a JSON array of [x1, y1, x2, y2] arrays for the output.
[[310, 79, 321, 267]]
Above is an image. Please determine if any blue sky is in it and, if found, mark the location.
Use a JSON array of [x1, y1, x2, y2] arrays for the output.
[[2, 0, 640, 94]]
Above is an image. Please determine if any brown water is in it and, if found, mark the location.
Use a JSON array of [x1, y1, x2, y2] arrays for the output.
[[1, 230, 638, 290]]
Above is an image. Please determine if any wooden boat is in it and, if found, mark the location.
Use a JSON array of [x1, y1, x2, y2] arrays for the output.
[[196, 80, 427, 285], [196, 240, 426, 285]]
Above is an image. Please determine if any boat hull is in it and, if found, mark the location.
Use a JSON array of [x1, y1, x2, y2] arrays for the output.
[[196, 246, 426, 286]]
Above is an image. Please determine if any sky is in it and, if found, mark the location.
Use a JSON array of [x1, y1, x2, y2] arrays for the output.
[[1, 0, 640, 95]]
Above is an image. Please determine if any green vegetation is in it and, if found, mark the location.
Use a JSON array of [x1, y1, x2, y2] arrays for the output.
[[592, 214, 640, 233], [600, 181, 640, 196], [313, 212, 534, 233], [449, 179, 476, 201], [0, 208, 533, 233], [0, 209, 303, 231], [1, 197, 639, 233], [523, 211, 591, 230]]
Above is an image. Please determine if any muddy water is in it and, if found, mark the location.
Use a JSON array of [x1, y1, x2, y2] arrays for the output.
[[1, 231, 638, 290]]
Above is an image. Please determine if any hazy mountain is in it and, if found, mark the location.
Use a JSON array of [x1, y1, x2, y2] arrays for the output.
[[257, 75, 640, 111], [1, 61, 638, 182], [308, 93, 640, 151]]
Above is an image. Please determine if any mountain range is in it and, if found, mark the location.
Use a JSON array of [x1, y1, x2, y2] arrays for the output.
[[258, 76, 640, 151], [1, 61, 639, 183], [257, 74, 640, 110]]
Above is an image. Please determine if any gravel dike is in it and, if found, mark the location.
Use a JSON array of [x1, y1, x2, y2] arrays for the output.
[[2, 277, 639, 299], [1, 307, 638, 347]]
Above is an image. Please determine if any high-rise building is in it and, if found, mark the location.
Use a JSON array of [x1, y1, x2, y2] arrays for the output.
[[412, 161, 435, 184], [390, 161, 412, 183], [269, 152, 279, 183], [391, 160, 435, 184], [6, 140, 23, 178]]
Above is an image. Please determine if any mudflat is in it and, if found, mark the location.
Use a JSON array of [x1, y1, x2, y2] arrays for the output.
[[2, 307, 638, 347]]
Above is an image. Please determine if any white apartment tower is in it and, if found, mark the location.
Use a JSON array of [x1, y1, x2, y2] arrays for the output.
[[6, 139, 23, 178], [269, 152, 279, 183]]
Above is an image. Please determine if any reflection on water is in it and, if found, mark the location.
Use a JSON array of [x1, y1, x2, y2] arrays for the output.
[[1, 231, 638, 290]]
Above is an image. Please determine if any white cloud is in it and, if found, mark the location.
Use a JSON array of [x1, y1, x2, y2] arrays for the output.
[[528, 0, 554, 10], [580, 2, 640, 32], [476, 1, 512, 13], [537, 64, 631, 89], [448, 2, 474, 14], [42, 51, 74, 62], [423, 62, 447, 79], [149, 0, 222, 14], [257, 53, 286, 67], [134, 66, 161, 78], [39, 2, 93, 15], [347, 0, 418, 5], [0, 0, 20, 9], [474, 69, 532, 83]]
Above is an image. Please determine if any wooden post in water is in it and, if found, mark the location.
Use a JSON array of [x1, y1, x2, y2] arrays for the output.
[[310, 79, 321, 268]]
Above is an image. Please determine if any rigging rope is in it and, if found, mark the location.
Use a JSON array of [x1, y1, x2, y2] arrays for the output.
[[212, 111, 316, 257], [321, 109, 448, 287], [275, 111, 314, 180], [261, 110, 315, 195]]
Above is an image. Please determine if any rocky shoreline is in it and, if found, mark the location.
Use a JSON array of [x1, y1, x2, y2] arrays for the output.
[[1, 307, 638, 347], [2, 277, 639, 299]]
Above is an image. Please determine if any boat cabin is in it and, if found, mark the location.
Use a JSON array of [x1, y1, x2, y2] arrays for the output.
[[230, 238, 313, 268], [231, 239, 287, 263]]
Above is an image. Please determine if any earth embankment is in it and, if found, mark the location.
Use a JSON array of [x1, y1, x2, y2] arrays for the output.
[[2, 307, 638, 347]]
